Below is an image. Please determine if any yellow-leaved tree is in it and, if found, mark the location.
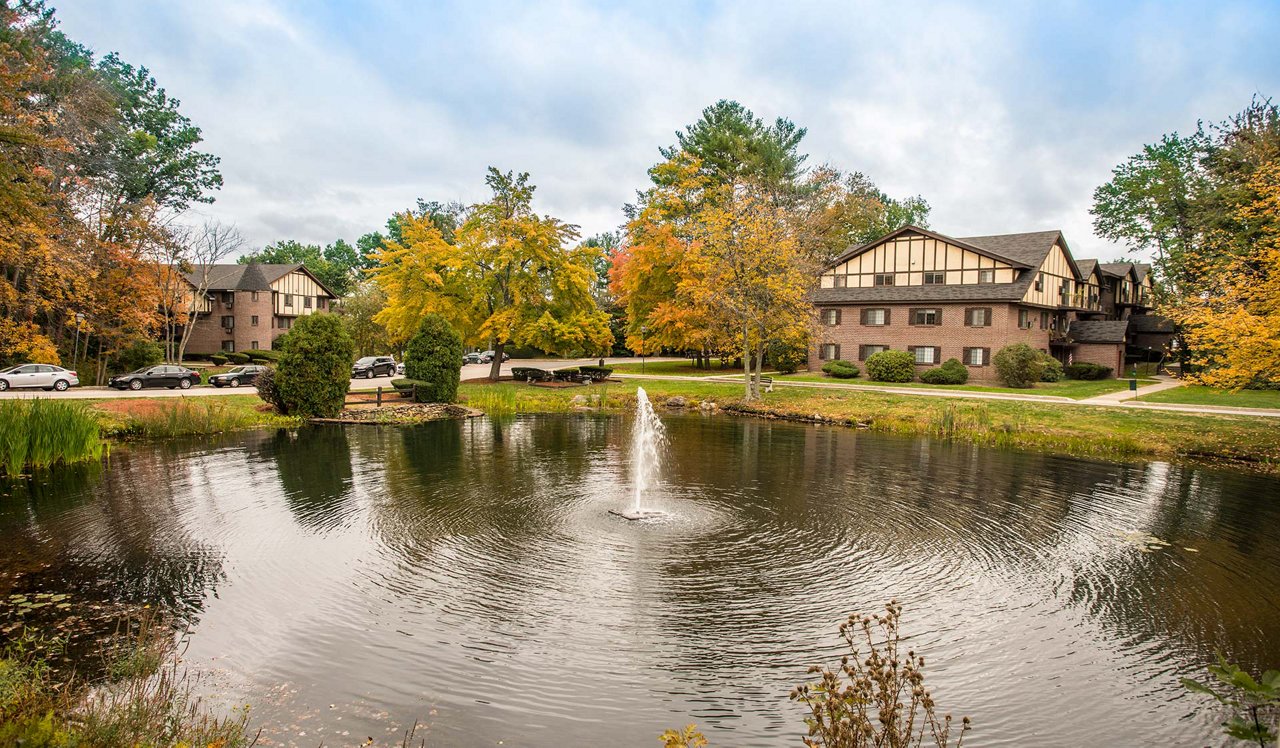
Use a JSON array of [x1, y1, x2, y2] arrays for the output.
[[1165, 162, 1280, 389], [370, 168, 612, 380]]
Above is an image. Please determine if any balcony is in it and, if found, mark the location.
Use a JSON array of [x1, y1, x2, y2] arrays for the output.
[[1059, 290, 1103, 312]]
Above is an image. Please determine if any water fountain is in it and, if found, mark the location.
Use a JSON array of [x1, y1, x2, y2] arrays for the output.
[[609, 387, 668, 521]]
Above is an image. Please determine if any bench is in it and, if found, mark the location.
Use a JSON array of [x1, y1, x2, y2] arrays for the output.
[[760, 376, 773, 393]]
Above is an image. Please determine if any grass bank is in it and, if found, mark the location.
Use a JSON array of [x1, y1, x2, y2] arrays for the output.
[[609, 360, 743, 377], [1138, 385, 1280, 410], [744, 373, 1157, 400], [457, 380, 1280, 471], [90, 395, 301, 438], [0, 400, 105, 476]]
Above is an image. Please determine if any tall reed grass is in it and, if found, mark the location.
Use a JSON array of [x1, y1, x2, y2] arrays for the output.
[[0, 399, 105, 476], [124, 399, 266, 437]]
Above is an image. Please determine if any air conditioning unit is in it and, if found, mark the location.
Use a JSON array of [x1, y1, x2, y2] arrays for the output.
[[224, 327, 234, 334]]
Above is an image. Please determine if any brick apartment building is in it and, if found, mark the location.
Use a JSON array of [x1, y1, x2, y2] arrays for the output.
[[180, 263, 339, 355], [810, 226, 1171, 379]]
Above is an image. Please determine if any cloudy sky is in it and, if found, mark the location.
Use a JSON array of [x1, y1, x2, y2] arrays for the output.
[[56, 0, 1280, 260]]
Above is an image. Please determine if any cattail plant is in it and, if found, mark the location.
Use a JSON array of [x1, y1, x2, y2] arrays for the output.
[[790, 600, 970, 748]]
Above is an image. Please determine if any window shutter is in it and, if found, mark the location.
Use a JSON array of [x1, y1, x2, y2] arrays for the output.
[[834, 344, 841, 361], [934, 309, 942, 325], [982, 307, 991, 326], [934, 346, 942, 363], [858, 345, 867, 361], [982, 347, 990, 365], [908, 308, 918, 326], [883, 308, 891, 325]]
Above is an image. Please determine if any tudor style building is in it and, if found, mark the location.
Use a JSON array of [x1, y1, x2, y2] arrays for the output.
[[179, 263, 339, 355], [810, 226, 1169, 379]]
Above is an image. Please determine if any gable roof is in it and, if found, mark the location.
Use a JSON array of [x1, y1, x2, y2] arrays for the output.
[[1076, 259, 1097, 279], [815, 226, 1072, 305], [1068, 319, 1129, 344], [1098, 262, 1140, 281], [181, 263, 339, 298]]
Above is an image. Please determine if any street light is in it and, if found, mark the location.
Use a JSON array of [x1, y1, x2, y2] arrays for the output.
[[72, 313, 86, 369], [640, 325, 647, 373]]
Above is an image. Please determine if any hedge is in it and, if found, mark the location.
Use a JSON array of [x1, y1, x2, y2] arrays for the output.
[[821, 359, 860, 379], [209, 353, 228, 366], [1065, 362, 1113, 380], [511, 367, 552, 382], [920, 358, 969, 385], [865, 350, 916, 383], [243, 349, 281, 363], [227, 352, 250, 364], [578, 365, 614, 380]]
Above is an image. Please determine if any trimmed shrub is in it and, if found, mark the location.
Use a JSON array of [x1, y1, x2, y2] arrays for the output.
[[865, 350, 916, 383], [274, 313, 355, 417], [254, 366, 285, 411], [993, 343, 1044, 388], [920, 358, 969, 385], [1038, 353, 1064, 382], [1065, 362, 1113, 380], [767, 339, 808, 374], [578, 365, 614, 380], [209, 353, 228, 366], [110, 339, 164, 373], [403, 314, 463, 403], [511, 367, 552, 382], [227, 352, 250, 364], [243, 349, 281, 363], [821, 359, 860, 379]]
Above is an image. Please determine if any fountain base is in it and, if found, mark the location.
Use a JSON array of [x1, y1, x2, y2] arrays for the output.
[[609, 508, 668, 521]]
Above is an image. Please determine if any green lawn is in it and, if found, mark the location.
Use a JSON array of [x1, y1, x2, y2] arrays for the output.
[[1138, 385, 1280, 410], [609, 360, 743, 377], [724, 372, 1156, 400]]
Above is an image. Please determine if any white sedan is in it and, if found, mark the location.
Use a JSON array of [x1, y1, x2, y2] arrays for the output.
[[0, 364, 80, 391]]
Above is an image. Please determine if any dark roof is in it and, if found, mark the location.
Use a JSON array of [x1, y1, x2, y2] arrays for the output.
[[181, 263, 338, 298], [1068, 319, 1129, 344], [1098, 262, 1138, 280], [1128, 314, 1175, 333], [1133, 263, 1152, 282], [816, 227, 1066, 305], [1076, 259, 1097, 278]]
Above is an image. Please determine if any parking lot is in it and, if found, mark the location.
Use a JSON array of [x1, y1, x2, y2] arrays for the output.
[[0, 357, 677, 399]]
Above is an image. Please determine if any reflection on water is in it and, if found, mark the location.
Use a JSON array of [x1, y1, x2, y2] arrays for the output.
[[1, 415, 1278, 746]]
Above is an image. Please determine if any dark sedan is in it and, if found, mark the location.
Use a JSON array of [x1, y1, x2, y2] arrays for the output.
[[209, 365, 266, 388], [108, 365, 202, 391]]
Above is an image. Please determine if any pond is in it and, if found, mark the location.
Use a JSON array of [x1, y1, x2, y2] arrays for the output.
[[2, 413, 1278, 746]]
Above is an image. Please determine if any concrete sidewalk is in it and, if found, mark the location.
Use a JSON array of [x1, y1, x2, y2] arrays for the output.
[[1077, 376, 1183, 404]]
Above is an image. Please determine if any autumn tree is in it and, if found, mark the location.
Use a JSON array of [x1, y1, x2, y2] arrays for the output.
[[239, 238, 357, 296], [370, 168, 612, 380]]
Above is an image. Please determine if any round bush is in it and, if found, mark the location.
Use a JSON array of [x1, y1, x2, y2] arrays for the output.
[[227, 352, 250, 364], [403, 314, 464, 403], [209, 353, 228, 366], [865, 350, 916, 383], [254, 366, 285, 412], [920, 358, 969, 385], [274, 313, 355, 417], [993, 343, 1044, 388], [1064, 362, 1113, 380], [110, 339, 164, 372], [821, 359, 860, 379], [767, 339, 808, 374], [1038, 353, 1064, 382]]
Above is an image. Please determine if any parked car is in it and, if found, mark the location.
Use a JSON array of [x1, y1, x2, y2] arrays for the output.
[[395, 362, 405, 375], [0, 364, 80, 392], [108, 365, 202, 391], [479, 350, 511, 363], [352, 355, 397, 379], [209, 365, 267, 388], [462, 352, 484, 365]]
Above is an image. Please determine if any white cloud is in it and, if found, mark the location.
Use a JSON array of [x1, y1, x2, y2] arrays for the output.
[[54, 0, 1280, 262]]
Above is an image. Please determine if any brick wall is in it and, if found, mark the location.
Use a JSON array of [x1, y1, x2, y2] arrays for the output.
[[809, 302, 1055, 380], [1070, 343, 1123, 377], [184, 291, 278, 355]]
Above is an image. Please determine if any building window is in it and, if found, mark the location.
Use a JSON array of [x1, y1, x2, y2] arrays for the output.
[[910, 346, 939, 365], [861, 308, 889, 326], [277, 316, 291, 330], [1035, 273, 1044, 292], [221, 340, 235, 353], [874, 273, 895, 286], [1040, 311, 1049, 329], [284, 294, 293, 308], [910, 308, 941, 326], [923, 271, 945, 285], [965, 308, 991, 327], [858, 344, 888, 361], [222, 292, 234, 306], [821, 309, 841, 326], [304, 296, 313, 309], [963, 347, 990, 366], [220, 315, 234, 329], [251, 291, 259, 302], [317, 297, 326, 310], [251, 315, 259, 326], [819, 343, 839, 360], [251, 340, 259, 350], [1018, 309, 1031, 329], [832, 275, 847, 288], [978, 269, 995, 284]]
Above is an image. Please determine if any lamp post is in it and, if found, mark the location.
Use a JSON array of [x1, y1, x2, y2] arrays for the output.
[[640, 325, 647, 373], [72, 313, 86, 369]]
